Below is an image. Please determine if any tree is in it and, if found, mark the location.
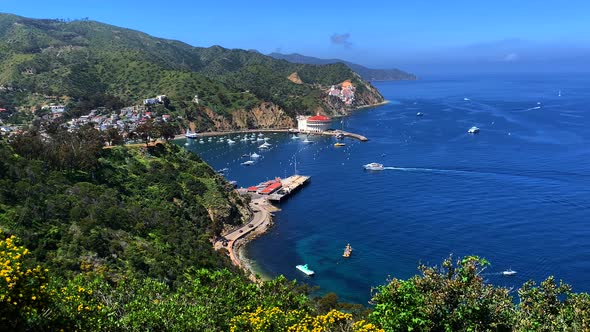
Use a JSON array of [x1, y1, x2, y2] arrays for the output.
[[134, 120, 160, 146], [370, 256, 514, 331], [157, 121, 177, 142], [103, 127, 124, 146]]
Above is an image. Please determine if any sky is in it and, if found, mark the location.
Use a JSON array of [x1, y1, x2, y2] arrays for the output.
[[2, 0, 590, 74]]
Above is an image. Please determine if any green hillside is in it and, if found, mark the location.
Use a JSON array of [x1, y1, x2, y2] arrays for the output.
[[0, 13, 383, 124]]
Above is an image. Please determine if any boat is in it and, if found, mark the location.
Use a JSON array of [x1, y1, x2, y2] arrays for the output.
[[227, 139, 236, 144], [464, 97, 470, 101], [296, 264, 315, 276], [343, 244, 352, 258], [241, 160, 255, 166], [336, 133, 344, 139], [241, 154, 250, 158], [502, 269, 517, 276], [199, 140, 204, 144], [558, 90, 562, 97], [416, 112, 424, 116], [303, 137, 313, 144], [334, 142, 346, 147], [291, 134, 299, 140], [185, 129, 198, 139], [250, 153, 261, 159], [216, 168, 229, 173], [363, 163, 385, 171], [467, 126, 480, 134], [258, 142, 271, 149]]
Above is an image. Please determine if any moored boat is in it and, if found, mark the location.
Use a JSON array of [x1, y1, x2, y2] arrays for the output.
[[343, 243, 353, 258], [468, 126, 480, 134], [334, 142, 346, 147], [296, 264, 315, 276]]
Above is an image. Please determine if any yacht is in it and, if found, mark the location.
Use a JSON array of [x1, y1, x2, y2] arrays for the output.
[[185, 129, 198, 139], [250, 153, 260, 159], [467, 126, 480, 134], [363, 163, 385, 171], [416, 112, 424, 116], [296, 264, 315, 276], [343, 244, 353, 258], [502, 269, 517, 276], [241, 160, 255, 166], [334, 142, 346, 147]]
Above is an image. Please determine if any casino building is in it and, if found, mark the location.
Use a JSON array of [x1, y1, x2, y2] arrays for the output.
[[297, 114, 332, 132]]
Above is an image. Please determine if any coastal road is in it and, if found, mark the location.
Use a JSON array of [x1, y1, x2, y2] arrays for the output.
[[214, 197, 272, 272]]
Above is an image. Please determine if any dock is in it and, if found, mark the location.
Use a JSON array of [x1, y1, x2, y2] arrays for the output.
[[269, 175, 310, 201]]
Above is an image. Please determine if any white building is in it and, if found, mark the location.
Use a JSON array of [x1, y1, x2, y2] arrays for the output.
[[297, 114, 331, 133]]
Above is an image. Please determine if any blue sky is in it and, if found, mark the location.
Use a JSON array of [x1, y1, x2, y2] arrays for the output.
[[2, 0, 589, 73]]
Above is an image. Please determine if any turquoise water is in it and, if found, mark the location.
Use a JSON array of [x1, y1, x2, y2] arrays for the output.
[[182, 73, 590, 304]]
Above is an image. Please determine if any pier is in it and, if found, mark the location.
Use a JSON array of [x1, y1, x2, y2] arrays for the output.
[[269, 175, 310, 201]]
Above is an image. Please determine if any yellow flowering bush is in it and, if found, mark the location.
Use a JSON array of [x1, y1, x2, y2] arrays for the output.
[[230, 307, 384, 332], [0, 233, 49, 327]]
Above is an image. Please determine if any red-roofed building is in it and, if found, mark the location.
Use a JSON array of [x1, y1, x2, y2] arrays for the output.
[[297, 113, 331, 132]]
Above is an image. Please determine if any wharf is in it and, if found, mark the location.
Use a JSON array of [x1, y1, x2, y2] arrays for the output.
[[299, 130, 368, 141], [269, 175, 310, 201]]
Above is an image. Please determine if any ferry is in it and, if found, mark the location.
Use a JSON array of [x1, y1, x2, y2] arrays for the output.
[[502, 269, 517, 276], [296, 264, 315, 276], [334, 142, 346, 147], [363, 163, 385, 171], [343, 243, 353, 258], [467, 126, 480, 134]]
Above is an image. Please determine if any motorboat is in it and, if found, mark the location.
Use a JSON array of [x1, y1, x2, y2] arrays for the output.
[[296, 264, 315, 276], [241, 160, 255, 166], [303, 137, 313, 144], [227, 139, 236, 144], [258, 142, 271, 149], [363, 163, 385, 171], [336, 133, 344, 139], [216, 168, 229, 173], [334, 142, 346, 147], [502, 269, 517, 276], [250, 153, 260, 159], [291, 134, 299, 140], [467, 126, 480, 134], [343, 244, 352, 258], [416, 112, 424, 116], [185, 129, 198, 139], [199, 140, 204, 144]]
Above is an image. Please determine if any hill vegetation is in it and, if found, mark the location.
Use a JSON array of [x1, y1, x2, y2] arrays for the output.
[[0, 13, 384, 131], [2, 128, 590, 330], [268, 52, 417, 81]]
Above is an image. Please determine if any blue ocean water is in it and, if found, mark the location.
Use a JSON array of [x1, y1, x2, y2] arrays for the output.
[[182, 73, 590, 304]]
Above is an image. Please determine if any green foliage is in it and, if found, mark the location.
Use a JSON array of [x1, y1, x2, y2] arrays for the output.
[[370, 256, 515, 331], [0, 13, 382, 127]]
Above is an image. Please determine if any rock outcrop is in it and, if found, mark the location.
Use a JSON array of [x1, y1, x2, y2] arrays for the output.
[[194, 102, 295, 132]]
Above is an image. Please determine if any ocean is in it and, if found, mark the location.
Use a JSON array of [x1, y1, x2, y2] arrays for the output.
[[181, 73, 590, 304]]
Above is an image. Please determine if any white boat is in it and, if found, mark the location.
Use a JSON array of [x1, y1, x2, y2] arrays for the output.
[[185, 129, 198, 139], [258, 142, 271, 149], [250, 153, 261, 159], [467, 126, 480, 134], [416, 112, 424, 116], [199, 140, 204, 144], [227, 139, 236, 144], [256, 137, 264, 142], [464, 97, 470, 101], [296, 264, 315, 276], [303, 137, 312, 144], [291, 134, 299, 140], [502, 269, 517, 276], [241, 137, 249, 142], [258, 133, 264, 137], [241, 160, 255, 166], [558, 90, 562, 97], [363, 163, 385, 171]]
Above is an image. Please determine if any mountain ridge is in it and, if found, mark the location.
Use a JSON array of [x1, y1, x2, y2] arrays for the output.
[[0, 13, 384, 131], [269, 52, 417, 81]]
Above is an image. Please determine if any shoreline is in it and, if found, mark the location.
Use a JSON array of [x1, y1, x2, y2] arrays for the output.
[[175, 100, 389, 141], [213, 196, 279, 282]]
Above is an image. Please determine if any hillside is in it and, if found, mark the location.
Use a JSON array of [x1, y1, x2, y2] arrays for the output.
[[0, 13, 384, 131], [268, 52, 417, 81]]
